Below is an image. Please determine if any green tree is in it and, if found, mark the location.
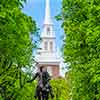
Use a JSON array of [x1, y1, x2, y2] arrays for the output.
[[0, 0, 38, 99], [59, 0, 100, 99], [50, 79, 69, 100]]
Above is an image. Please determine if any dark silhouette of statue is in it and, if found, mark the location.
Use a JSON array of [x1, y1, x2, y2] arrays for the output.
[[28, 66, 54, 100]]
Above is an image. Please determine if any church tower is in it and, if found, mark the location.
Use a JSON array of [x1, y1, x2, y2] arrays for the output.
[[35, 0, 60, 78]]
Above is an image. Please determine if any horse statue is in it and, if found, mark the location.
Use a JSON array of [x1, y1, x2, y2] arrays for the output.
[[36, 83, 50, 100], [28, 66, 54, 100]]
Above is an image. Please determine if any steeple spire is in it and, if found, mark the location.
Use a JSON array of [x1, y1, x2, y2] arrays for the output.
[[44, 0, 52, 25]]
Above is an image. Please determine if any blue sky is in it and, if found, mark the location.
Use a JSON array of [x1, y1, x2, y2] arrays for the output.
[[23, 0, 64, 51]]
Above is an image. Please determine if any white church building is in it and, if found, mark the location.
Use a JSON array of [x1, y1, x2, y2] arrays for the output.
[[35, 0, 61, 78]]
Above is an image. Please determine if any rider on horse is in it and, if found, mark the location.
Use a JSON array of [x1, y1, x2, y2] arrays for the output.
[[28, 66, 54, 99]]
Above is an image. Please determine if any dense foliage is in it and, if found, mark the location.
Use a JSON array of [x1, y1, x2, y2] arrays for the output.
[[50, 79, 69, 100], [0, 0, 38, 99], [59, 0, 100, 99]]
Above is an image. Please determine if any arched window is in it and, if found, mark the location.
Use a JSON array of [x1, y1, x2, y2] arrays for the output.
[[44, 41, 48, 50], [47, 27, 50, 35], [50, 41, 53, 51]]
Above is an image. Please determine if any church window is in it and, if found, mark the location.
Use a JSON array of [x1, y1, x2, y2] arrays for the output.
[[50, 41, 53, 51], [44, 41, 48, 50], [47, 27, 50, 35]]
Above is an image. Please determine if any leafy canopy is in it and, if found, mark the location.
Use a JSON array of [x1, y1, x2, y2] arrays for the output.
[[0, 0, 38, 99], [59, 0, 100, 99]]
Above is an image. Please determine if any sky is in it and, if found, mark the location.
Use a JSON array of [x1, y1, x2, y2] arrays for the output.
[[22, 0, 67, 76]]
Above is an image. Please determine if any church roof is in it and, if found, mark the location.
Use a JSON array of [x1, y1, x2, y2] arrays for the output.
[[44, 0, 53, 25]]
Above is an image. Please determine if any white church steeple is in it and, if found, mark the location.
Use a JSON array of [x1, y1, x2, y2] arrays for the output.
[[35, 0, 60, 78], [41, 0, 55, 38], [44, 0, 52, 25]]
